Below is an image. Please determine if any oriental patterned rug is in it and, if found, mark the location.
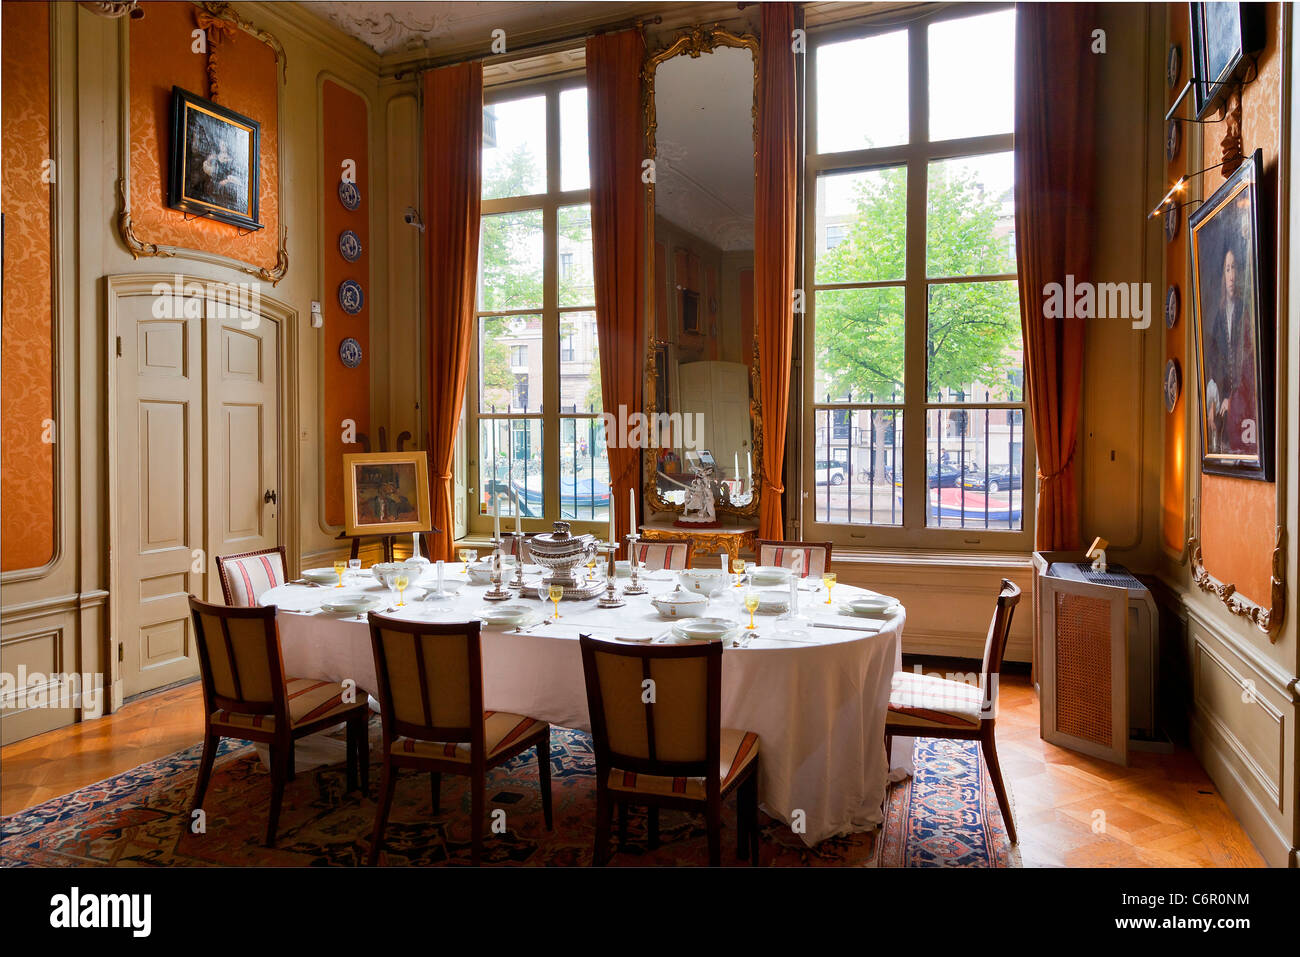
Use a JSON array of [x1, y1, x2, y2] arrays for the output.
[[1, 727, 1017, 867]]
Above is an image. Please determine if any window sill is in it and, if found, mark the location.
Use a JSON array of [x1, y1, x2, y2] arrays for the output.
[[828, 546, 1033, 570]]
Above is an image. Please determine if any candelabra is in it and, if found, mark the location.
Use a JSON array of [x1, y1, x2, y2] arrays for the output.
[[508, 531, 527, 591], [622, 532, 647, 596], [483, 538, 513, 601], [596, 541, 624, 608]]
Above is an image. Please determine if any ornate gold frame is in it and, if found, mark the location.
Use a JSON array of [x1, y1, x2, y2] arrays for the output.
[[642, 24, 762, 519], [115, 2, 289, 285], [1187, 528, 1285, 638]]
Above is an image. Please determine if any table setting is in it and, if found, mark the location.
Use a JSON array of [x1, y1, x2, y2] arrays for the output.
[[261, 519, 914, 845]]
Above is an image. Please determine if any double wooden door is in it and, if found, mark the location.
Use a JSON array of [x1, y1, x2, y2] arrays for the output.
[[114, 281, 281, 698]]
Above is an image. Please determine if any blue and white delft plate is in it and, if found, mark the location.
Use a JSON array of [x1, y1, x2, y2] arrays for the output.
[[338, 229, 362, 262], [338, 180, 361, 211], [338, 279, 364, 314], [339, 337, 363, 369]]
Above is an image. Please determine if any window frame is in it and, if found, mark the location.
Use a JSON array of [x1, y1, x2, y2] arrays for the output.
[[467, 73, 607, 536], [801, 3, 1035, 551]]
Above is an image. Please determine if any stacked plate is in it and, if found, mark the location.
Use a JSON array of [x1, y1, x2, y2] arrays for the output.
[[478, 603, 539, 628], [841, 595, 900, 618], [754, 590, 791, 615], [302, 567, 340, 585], [671, 617, 742, 643], [749, 565, 793, 587], [319, 594, 381, 615]]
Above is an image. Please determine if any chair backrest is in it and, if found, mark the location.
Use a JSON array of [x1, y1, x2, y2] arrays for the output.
[[978, 578, 1022, 714], [579, 634, 721, 786], [367, 613, 484, 753], [633, 539, 692, 570], [189, 596, 287, 725], [500, 535, 533, 562], [757, 539, 832, 577], [216, 546, 287, 607]]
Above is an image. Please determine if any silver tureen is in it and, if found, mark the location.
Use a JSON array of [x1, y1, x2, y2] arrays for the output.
[[527, 521, 604, 600]]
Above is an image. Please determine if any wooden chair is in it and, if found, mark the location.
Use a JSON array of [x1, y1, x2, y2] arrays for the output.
[[631, 538, 693, 570], [215, 545, 287, 607], [885, 579, 1022, 843], [188, 597, 371, 846], [365, 614, 552, 865], [579, 634, 760, 866], [757, 539, 832, 577], [499, 534, 534, 562]]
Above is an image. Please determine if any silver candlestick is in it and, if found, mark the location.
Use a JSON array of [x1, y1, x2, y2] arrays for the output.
[[483, 537, 513, 601], [622, 532, 647, 595], [596, 541, 624, 608], [508, 531, 527, 591]]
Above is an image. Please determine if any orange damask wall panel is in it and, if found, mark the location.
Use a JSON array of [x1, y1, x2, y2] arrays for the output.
[[1, 0, 56, 572], [128, 1, 279, 270], [321, 80, 371, 527]]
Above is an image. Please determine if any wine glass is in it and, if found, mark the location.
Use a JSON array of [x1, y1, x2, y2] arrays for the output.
[[585, 553, 598, 581], [547, 584, 564, 619], [731, 557, 746, 587], [458, 547, 477, 574], [743, 589, 760, 629], [347, 558, 361, 583], [333, 559, 346, 588], [823, 572, 838, 605], [393, 571, 410, 608]]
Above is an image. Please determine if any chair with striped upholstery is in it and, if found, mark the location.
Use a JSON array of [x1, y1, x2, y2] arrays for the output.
[[216, 546, 287, 607], [365, 614, 552, 865], [579, 634, 760, 866], [757, 539, 832, 577], [187, 597, 371, 846], [499, 534, 533, 563], [885, 579, 1022, 843], [631, 538, 692, 570]]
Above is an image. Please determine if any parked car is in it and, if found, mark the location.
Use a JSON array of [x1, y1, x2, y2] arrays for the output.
[[894, 462, 970, 489], [961, 465, 1022, 494], [814, 459, 848, 486]]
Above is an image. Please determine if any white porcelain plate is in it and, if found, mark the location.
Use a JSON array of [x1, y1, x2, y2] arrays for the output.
[[303, 567, 341, 585], [320, 595, 380, 615], [749, 566, 793, 587], [671, 617, 741, 643], [478, 602, 537, 627], [842, 596, 899, 617]]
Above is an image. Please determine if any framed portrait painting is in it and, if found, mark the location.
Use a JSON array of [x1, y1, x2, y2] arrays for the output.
[[1189, 148, 1273, 481], [1189, 3, 1265, 120], [167, 86, 263, 231], [342, 451, 432, 537]]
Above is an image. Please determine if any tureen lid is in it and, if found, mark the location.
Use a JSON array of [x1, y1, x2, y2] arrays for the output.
[[655, 584, 705, 604]]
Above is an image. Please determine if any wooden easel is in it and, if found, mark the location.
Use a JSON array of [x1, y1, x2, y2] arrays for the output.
[[337, 426, 441, 561]]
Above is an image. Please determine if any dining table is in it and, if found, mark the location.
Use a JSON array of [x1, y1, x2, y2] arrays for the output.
[[260, 562, 914, 847]]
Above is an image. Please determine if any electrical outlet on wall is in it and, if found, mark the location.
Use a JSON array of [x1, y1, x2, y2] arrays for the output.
[[310, 301, 323, 328]]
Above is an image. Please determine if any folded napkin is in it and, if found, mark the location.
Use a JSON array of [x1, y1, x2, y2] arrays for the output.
[[808, 614, 886, 633]]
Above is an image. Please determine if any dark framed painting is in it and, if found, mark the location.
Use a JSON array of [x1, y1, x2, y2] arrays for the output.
[[342, 451, 432, 537], [167, 86, 262, 231], [1189, 148, 1273, 481], [1189, 3, 1265, 120]]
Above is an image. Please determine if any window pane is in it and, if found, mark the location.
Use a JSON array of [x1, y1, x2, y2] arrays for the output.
[[928, 9, 1015, 142], [924, 408, 1024, 529], [560, 87, 589, 191], [926, 152, 1015, 277], [926, 280, 1022, 403], [560, 416, 610, 521], [558, 204, 595, 307], [813, 287, 906, 403], [559, 310, 602, 414], [478, 209, 544, 311], [482, 95, 546, 199], [479, 418, 543, 518], [812, 407, 902, 526], [479, 315, 542, 413], [816, 30, 908, 152], [816, 167, 907, 284]]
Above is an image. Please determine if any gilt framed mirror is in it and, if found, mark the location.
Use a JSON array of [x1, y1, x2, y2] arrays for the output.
[[643, 25, 763, 519]]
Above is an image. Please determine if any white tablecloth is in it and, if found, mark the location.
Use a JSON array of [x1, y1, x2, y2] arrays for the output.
[[262, 567, 912, 846]]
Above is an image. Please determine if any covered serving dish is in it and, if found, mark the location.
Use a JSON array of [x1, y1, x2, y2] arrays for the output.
[[527, 521, 604, 600], [650, 584, 711, 619]]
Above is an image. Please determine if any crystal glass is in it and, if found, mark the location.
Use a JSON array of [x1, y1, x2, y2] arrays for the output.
[[743, 589, 760, 629], [548, 584, 564, 619], [823, 572, 838, 604], [347, 558, 361, 582], [333, 559, 346, 588], [393, 572, 409, 608], [459, 548, 477, 574], [585, 553, 598, 581], [732, 558, 746, 587]]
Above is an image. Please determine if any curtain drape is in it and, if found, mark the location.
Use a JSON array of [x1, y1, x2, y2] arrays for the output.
[[587, 29, 646, 543], [755, 2, 798, 541], [1014, 3, 1096, 550], [422, 62, 483, 560]]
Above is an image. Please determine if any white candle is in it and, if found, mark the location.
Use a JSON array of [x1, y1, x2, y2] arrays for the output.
[[515, 506, 521, 536], [733, 452, 739, 481], [608, 485, 616, 544], [629, 487, 636, 537], [747, 452, 753, 488]]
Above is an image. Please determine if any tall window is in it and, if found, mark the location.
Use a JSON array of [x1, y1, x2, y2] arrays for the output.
[[805, 5, 1029, 547], [471, 78, 608, 532]]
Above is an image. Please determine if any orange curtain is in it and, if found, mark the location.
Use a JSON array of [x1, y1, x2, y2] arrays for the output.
[[755, 2, 798, 541], [587, 29, 646, 543], [1014, 3, 1096, 550], [422, 62, 483, 560]]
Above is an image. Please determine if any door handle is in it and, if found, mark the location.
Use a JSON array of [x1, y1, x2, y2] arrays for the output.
[[264, 489, 277, 505]]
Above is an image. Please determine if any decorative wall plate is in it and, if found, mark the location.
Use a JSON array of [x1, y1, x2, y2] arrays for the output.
[[1165, 284, 1179, 328], [338, 179, 361, 211], [1165, 201, 1179, 243], [1166, 119, 1180, 162], [338, 229, 362, 262], [338, 279, 364, 314], [1167, 43, 1181, 90], [339, 337, 363, 368], [1164, 358, 1181, 412]]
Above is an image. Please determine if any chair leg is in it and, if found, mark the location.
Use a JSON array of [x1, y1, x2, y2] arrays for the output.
[[191, 730, 218, 816], [429, 771, 442, 815], [346, 722, 358, 793], [981, 730, 1018, 845], [358, 716, 370, 796], [737, 773, 759, 863], [470, 776, 485, 865], [884, 733, 894, 766], [266, 743, 291, 847], [593, 789, 613, 866], [617, 800, 628, 849], [536, 738, 553, 830], [748, 778, 761, 866], [706, 799, 722, 868], [647, 806, 660, 849], [368, 762, 397, 866], [288, 743, 296, 782]]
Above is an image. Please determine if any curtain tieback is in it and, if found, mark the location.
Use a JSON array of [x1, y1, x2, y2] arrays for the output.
[[435, 472, 453, 481], [763, 479, 785, 495], [1036, 444, 1077, 485]]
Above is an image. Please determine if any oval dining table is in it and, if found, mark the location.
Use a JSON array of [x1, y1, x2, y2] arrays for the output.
[[260, 565, 915, 847]]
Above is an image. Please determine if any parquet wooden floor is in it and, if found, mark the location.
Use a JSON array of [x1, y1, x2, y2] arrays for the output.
[[0, 665, 1266, 866]]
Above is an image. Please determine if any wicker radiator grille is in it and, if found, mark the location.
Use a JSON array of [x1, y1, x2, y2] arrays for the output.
[[1054, 592, 1112, 746]]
